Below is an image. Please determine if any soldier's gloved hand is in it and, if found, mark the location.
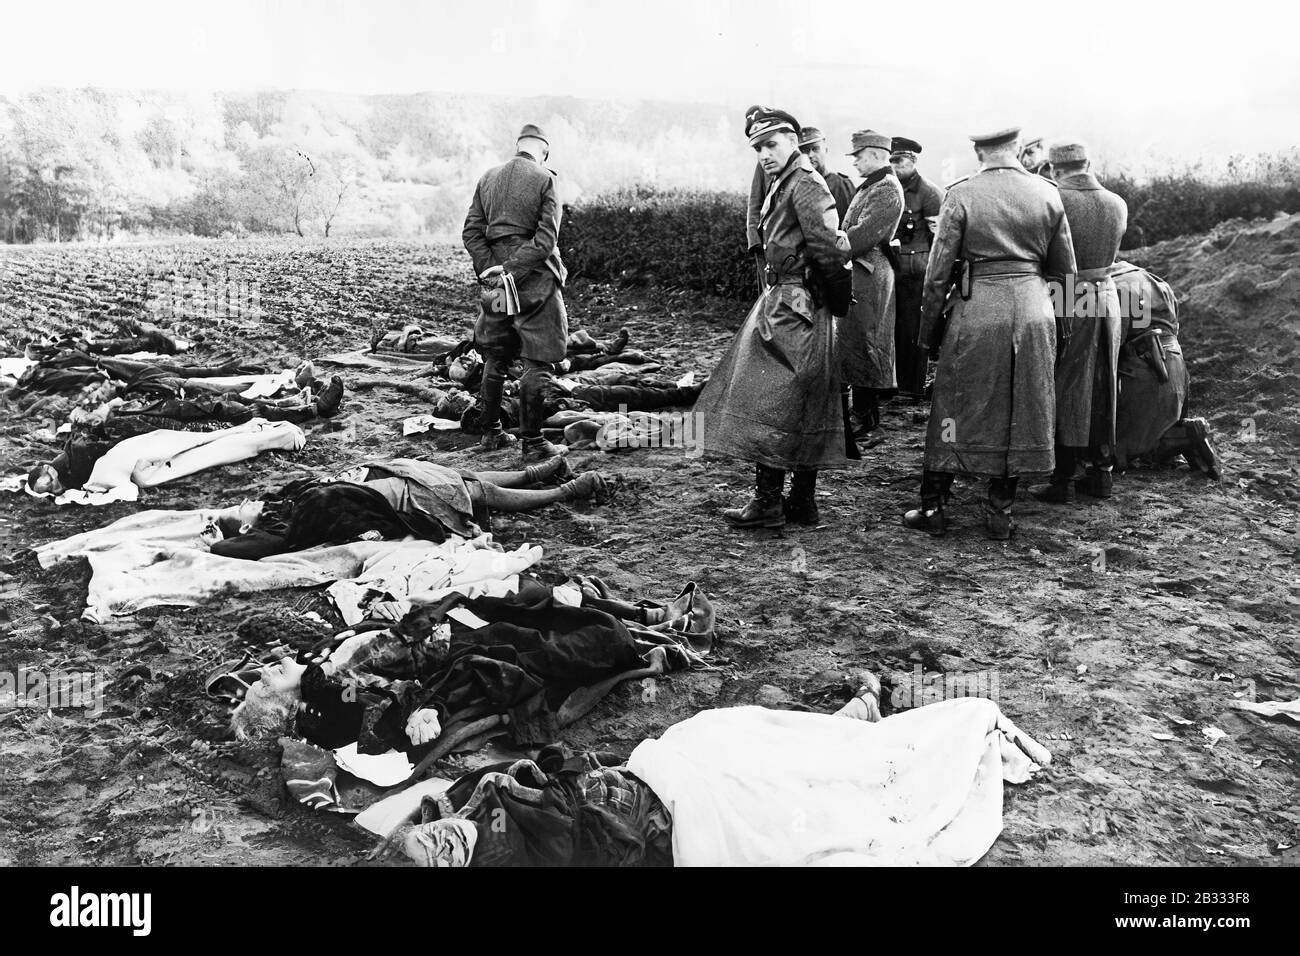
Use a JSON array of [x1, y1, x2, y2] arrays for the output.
[[478, 265, 506, 287]]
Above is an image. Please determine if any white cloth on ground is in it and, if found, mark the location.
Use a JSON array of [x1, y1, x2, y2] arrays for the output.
[[354, 777, 456, 837], [626, 699, 1049, 867], [34, 508, 226, 569], [37, 508, 542, 623], [1228, 698, 1300, 722], [169, 370, 296, 399], [325, 539, 540, 625], [45, 419, 305, 506], [0, 357, 36, 377]]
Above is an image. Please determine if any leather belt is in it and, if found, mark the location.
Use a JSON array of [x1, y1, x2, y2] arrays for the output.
[[969, 259, 1042, 277], [1075, 265, 1116, 282], [764, 272, 804, 287]]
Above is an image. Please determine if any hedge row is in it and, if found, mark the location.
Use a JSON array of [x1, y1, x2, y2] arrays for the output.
[[561, 187, 753, 302], [561, 176, 1300, 304], [1110, 174, 1300, 249]]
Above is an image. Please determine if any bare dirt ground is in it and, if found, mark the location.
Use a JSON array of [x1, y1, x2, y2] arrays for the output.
[[0, 222, 1296, 867]]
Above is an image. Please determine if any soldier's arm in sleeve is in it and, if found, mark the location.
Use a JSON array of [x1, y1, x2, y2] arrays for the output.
[[843, 181, 903, 256], [921, 181, 944, 232], [1044, 204, 1078, 278], [792, 178, 849, 272], [746, 163, 766, 253], [918, 195, 965, 349], [462, 182, 493, 277], [503, 177, 561, 280]]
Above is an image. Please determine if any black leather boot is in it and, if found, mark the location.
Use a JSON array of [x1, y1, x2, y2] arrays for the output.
[[1182, 418, 1221, 480], [724, 465, 786, 529], [985, 476, 1018, 540], [1075, 465, 1114, 498], [1032, 447, 1077, 503], [903, 469, 951, 536], [902, 505, 946, 535], [983, 503, 1015, 540], [785, 470, 820, 525]]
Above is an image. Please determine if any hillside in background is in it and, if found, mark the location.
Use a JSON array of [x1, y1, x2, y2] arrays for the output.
[[0, 87, 755, 243]]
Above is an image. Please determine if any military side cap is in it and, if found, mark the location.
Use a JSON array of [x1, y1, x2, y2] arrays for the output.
[[798, 126, 826, 147], [891, 136, 923, 156], [1019, 135, 1044, 153], [1048, 141, 1089, 164], [516, 124, 549, 146], [846, 129, 891, 155], [745, 105, 800, 145], [969, 126, 1021, 148]]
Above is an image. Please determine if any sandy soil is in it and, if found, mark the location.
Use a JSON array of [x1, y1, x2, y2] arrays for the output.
[[0, 222, 1296, 867]]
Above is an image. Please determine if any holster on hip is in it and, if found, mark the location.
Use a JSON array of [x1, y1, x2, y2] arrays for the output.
[[1131, 329, 1169, 383]]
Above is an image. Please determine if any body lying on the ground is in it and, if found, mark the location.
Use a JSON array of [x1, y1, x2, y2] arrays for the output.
[[208, 455, 611, 559], [361, 691, 1051, 867]]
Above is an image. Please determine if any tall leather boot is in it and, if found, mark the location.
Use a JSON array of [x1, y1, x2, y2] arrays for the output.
[[985, 476, 1018, 540], [785, 470, 819, 525], [903, 469, 950, 535], [518, 364, 564, 462], [1158, 418, 1220, 479], [1076, 461, 1114, 498], [723, 464, 786, 529], [850, 386, 881, 438], [1032, 446, 1076, 503], [474, 350, 515, 450]]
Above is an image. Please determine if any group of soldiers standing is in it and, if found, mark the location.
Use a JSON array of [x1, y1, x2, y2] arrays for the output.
[[696, 106, 1221, 539], [463, 112, 1220, 542]]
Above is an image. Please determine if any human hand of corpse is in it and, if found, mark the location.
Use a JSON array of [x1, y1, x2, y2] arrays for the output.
[[405, 708, 442, 745]]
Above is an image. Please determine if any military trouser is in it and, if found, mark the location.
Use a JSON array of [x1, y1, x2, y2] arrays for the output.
[[893, 253, 930, 395]]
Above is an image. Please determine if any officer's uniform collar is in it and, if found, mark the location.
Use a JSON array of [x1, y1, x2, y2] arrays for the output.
[[979, 157, 1025, 172], [1058, 171, 1104, 190]]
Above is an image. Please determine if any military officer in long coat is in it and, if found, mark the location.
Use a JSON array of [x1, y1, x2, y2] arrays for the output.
[[904, 127, 1077, 540], [698, 105, 850, 529], [462, 123, 568, 462], [889, 137, 945, 398], [838, 130, 904, 437], [1033, 141, 1129, 502]]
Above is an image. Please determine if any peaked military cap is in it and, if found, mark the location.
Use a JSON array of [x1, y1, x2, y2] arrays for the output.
[[969, 126, 1021, 148], [890, 136, 923, 156], [745, 105, 800, 145], [516, 124, 549, 146], [1048, 141, 1089, 164], [798, 126, 826, 147], [846, 129, 891, 155]]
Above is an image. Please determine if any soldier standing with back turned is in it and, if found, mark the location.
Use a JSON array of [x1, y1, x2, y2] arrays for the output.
[[1033, 141, 1128, 502], [462, 123, 568, 463], [903, 127, 1077, 540]]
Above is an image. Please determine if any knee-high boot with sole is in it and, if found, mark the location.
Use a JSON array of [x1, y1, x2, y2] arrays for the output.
[[723, 464, 786, 529]]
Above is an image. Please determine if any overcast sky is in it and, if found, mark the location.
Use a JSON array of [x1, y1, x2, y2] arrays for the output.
[[2, 0, 1296, 167]]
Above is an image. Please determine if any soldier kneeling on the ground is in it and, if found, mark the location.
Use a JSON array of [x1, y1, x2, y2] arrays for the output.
[[1110, 261, 1220, 478]]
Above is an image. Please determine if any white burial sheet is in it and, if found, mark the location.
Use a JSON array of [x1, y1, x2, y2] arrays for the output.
[[627, 699, 1050, 867]]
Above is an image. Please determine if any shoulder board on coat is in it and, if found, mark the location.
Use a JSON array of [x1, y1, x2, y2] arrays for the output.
[[944, 174, 973, 190]]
